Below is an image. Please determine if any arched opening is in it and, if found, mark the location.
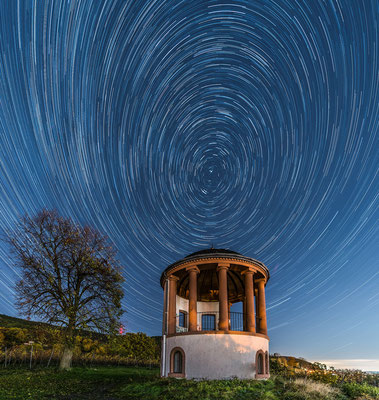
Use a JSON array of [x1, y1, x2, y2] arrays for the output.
[[255, 350, 266, 378], [169, 347, 185, 377], [257, 353, 264, 374], [265, 351, 269, 375], [174, 351, 182, 373]]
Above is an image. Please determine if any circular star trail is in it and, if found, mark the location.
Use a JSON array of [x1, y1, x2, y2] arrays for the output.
[[0, 1, 378, 362]]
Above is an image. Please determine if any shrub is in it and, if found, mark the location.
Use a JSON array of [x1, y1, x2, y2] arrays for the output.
[[0, 327, 27, 347], [107, 333, 160, 361], [341, 382, 379, 399]]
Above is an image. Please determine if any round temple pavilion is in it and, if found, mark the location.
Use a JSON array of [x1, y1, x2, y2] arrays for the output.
[[160, 249, 270, 380]]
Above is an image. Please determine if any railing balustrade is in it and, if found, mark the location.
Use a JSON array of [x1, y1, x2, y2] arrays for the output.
[[176, 311, 246, 332]]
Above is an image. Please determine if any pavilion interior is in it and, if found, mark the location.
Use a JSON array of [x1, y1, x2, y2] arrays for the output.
[[175, 263, 267, 303]]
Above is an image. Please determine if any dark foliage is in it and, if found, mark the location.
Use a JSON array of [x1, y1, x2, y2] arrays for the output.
[[5, 209, 125, 367]]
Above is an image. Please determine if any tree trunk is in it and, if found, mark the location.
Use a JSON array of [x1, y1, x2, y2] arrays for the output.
[[60, 320, 75, 370], [59, 345, 73, 370]]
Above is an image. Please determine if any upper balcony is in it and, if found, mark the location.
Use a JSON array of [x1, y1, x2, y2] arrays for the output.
[[176, 311, 247, 333], [161, 249, 269, 337]]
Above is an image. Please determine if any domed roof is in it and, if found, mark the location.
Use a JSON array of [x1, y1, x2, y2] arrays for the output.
[[185, 248, 241, 258]]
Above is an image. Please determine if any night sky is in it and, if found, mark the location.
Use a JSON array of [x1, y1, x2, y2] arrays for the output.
[[0, 1, 378, 370]]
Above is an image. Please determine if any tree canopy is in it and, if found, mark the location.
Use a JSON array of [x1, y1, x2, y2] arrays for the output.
[[7, 209, 124, 368]]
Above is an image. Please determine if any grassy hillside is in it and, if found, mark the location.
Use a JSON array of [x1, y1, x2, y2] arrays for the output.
[[0, 313, 161, 367], [1, 313, 378, 398], [0, 314, 107, 342], [0, 366, 378, 400], [0, 314, 159, 343], [0, 314, 51, 330]]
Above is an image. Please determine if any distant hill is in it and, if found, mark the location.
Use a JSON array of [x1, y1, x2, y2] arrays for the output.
[[0, 313, 106, 341], [0, 313, 52, 330], [271, 354, 317, 372], [0, 315, 310, 369], [0, 313, 160, 344], [0, 316, 321, 371]]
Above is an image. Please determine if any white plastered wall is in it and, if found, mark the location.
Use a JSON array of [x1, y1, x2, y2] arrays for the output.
[[176, 295, 189, 312], [165, 333, 269, 380], [176, 295, 219, 330]]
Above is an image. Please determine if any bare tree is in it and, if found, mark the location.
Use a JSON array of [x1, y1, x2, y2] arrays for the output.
[[6, 209, 124, 369]]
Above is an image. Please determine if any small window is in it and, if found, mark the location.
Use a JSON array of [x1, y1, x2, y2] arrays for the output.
[[170, 347, 185, 377], [202, 314, 215, 330], [255, 350, 267, 378], [178, 311, 187, 328], [173, 351, 183, 373], [265, 352, 269, 374], [257, 353, 264, 374]]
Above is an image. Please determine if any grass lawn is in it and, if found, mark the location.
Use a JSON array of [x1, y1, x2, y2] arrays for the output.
[[0, 366, 378, 400], [0, 366, 158, 400]]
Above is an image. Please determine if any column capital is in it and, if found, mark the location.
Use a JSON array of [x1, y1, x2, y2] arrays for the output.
[[167, 274, 179, 282], [217, 263, 230, 271], [255, 278, 266, 285], [186, 265, 200, 274], [241, 267, 256, 276]]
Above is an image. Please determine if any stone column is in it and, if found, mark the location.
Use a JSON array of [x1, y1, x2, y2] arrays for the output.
[[255, 288, 259, 332], [243, 297, 247, 331], [167, 275, 179, 335], [228, 303, 232, 330], [257, 279, 267, 335], [186, 266, 200, 332], [217, 263, 229, 331], [242, 269, 256, 333]]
